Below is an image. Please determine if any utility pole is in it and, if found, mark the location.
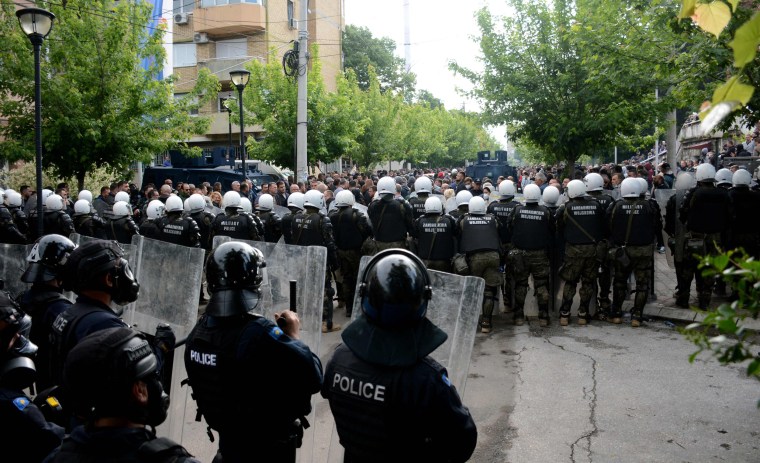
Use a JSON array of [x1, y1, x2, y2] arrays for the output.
[[296, 0, 309, 182], [404, 0, 411, 73]]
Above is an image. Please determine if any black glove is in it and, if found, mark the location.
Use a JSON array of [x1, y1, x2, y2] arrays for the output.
[[154, 323, 176, 354]]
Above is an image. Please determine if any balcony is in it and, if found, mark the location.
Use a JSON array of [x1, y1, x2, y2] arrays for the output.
[[205, 112, 261, 137], [194, 3, 266, 35], [198, 57, 253, 79]]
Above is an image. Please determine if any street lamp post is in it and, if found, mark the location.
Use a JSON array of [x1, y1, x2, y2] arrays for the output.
[[229, 70, 250, 179], [224, 105, 233, 169], [16, 7, 55, 238]]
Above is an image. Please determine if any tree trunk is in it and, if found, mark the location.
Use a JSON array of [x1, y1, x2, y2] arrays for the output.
[[76, 170, 86, 193]]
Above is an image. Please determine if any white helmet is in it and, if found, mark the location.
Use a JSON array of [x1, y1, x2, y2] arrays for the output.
[[542, 185, 560, 206], [45, 194, 64, 212], [468, 196, 486, 215], [0, 189, 4, 203], [451, 168, 458, 175], [636, 178, 649, 197], [74, 199, 91, 216], [733, 169, 752, 187], [183, 198, 192, 213], [114, 191, 131, 204], [112, 201, 131, 217], [567, 179, 586, 199], [41, 189, 53, 204], [498, 180, 516, 196], [424, 196, 443, 214], [6, 191, 23, 208], [414, 176, 432, 194], [257, 194, 274, 211], [455, 190, 473, 207], [287, 192, 305, 211], [377, 177, 396, 195], [695, 163, 716, 182], [187, 194, 206, 213], [240, 197, 253, 214], [621, 178, 640, 198], [77, 190, 93, 204], [3, 188, 16, 197], [372, 191, 380, 202], [524, 184, 541, 203], [715, 168, 733, 186], [334, 190, 355, 207], [584, 172, 604, 192], [146, 200, 166, 220], [675, 172, 696, 190], [165, 195, 183, 213], [303, 190, 324, 209], [223, 191, 242, 209]]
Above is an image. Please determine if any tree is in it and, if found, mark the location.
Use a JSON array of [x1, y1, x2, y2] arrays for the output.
[[0, 1, 218, 190]]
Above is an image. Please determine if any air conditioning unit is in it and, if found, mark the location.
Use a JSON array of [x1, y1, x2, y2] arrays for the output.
[[174, 13, 189, 25], [289, 18, 297, 30], [193, 32, 209, 44]]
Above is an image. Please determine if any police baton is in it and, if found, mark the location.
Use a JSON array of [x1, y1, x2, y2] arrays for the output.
[[276, 280, 298, 329]]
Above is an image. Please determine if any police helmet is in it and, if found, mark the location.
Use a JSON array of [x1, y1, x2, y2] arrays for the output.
[[146, 200, 165, 220], [6, 191, 23, 208], [64, 327, 167, 425], [114, 191, 131, 204], [455, 190, 473, 207], [257, 193, 274, 211], [287, 192, 305, 211], [584, 172, 604, 192], [733, 169, 752, 187], [468, 196, 487, 215], [303, 190, 324, 209], [358, 249, 432, 329], [523, 184, 541, 203], [334, 190, 355, 208], [675, 172, 696, 191], [542, 185, 560, 206], [223, 191, 242, 209], [621, 177, 640, 198], [77, 190, 93, 204], [715, 168, 733, 186], [205, 241, 266, 317], [567, 179, 586, 199], [112, 201, 131, 218], [498, 180, 516, 196], [636, 178, 649, 197], [187, 193, 206, 213], [377, 177, 396, 195], [424, 196, 443, 215], [164, 195, 183, 213], [451, 168, 458, 175], [695, 163, 716, 182], [40, 189, 53, 204], [74, 199, 91, 216], [183, 197, 192, 213], [45, 194, 65, 212], [240, 197, 253, 214], [414, 176, 432, 194], [62, 240, 139, 305], [21, 234, 77, 284]]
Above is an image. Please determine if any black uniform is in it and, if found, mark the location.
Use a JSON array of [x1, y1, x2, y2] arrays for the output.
[[155, 212, 201, 248], [188, 210, 216, 250], [587, 191, 616, 313], [0, 204, 27, 244], [0, 386, 65, 463], [414, 213, 457, 272], [184, 313, 323, 463], [408, 193, 430, 220], [728, 186, 760, 258], [257, 210, 283, 243], [73, 213, 107, 239], [330, 207, 372, 313], [8, 205, 30, 237], [41, 211, 74, 238], [211, 208, 263, 242], [281, 210, 301, 244], [487, 198, 519, 310], [367, 195, 414, 251], [104, 216, 140, 244], [458, 213, 502, 328], [138, 219, 160, 240]]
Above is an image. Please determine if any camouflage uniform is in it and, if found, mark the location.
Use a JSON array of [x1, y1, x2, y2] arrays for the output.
[[514, 249, 551, 310], [559, 244, 598, 314], [422, 259, 451, 273], [612, 244, 653, 315]]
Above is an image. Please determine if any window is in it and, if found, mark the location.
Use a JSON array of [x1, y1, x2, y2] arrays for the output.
[[216, 38, 247, 59], [173, 43, 197, 67], [287, 0, 295, 28], [173, 0, 195, 13], [201, 0, 262, 7], [218, 93, 236, 112]]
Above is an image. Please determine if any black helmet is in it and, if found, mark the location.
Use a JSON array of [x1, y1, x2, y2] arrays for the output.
[[21, 234, 76, 283], [359, 249, 432, 328], [205, 241, 266, 317], [0, 292, 36, 389], [62, 240, 139, 305], [64, 327, 168, 425]]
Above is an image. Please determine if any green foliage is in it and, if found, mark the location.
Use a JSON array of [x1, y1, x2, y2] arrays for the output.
[[0, 162, 117, 197], [0, 1, 219, 190], [680, 249, 760, 405]]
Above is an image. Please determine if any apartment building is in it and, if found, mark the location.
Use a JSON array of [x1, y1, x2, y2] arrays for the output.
[[170, 0, 344, 159]]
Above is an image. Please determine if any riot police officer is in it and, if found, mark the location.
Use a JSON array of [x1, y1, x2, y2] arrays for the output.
[[409, 176, 433, 220], [293, 190, 341, 333], [665, 172, 696, 306], [72, 199, 107, 239], [607, 178, 659, 326], [321, 249, 477, 463], [155, 195, 200, 248], [184, 242, 323, 463], [138, 199, 165, 239], [509, 184, 555, 326], [413, 196, 457, 273], [51, 327, 199, 463], [585, 173, 616, 314], [457, 196, 502, 332], [0, 190, 27, 244], [542, 185, 563, 315], [282, 192, 305, 244], [42, 194, 75, 238], [105, 201, 140, 244], [488, 180, 520, 312], [4, 190, 30, 238], [27, 189, 53, 242], [728, 169, 760, 259], [367, 176, 415, 253], [256, 193, 283, 243], [713, 168, 734, 296], [555, 180, 607, 326], [679, 163, 732, 309], [448, 190, 472, 222], [211, 191, 263, 242], [329, 190, 372, 316]]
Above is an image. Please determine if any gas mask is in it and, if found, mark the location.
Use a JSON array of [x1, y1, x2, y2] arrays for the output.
[[111, 258, 140, 305]]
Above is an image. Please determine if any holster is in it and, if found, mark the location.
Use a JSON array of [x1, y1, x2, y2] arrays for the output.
[[451, 253, 469, 275]]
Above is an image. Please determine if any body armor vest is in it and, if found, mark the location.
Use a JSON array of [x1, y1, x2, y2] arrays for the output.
[[416, 215, 456, 261], [293, 212, 325, 246], [511, 205, 552, 250], [331, 208, 365, 250], [408, 195, 429, 220], [459, 214, 500, 254], [685, 186, 730, 234], [609, 200, 655, 246], [562, 199, 605, 244], [488, 200, 518, 243]]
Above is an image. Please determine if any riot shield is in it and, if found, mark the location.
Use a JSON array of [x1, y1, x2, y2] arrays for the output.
[[326, 201, 369, 218], [0, 243, 34, 298], [654, 189, 677, 269]]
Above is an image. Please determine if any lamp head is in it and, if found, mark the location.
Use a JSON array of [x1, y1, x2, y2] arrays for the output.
[[16, 8, 55, 40], [230, 70, 250, 90]]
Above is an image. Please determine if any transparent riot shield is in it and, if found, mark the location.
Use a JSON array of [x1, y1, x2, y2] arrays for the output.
[[0, 243, 34, 298], [323, 256, 485, 462], [654, 189, 677, 269], [210, 236, 327, 463]]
